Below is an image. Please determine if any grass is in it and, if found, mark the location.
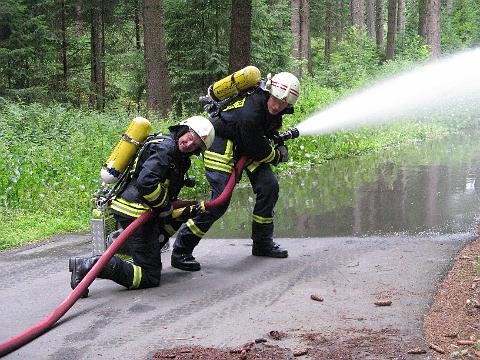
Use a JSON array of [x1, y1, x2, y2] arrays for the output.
[[0, 81, 477, 250]]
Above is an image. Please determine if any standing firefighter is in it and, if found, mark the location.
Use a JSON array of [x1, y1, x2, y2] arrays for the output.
[[172, 71, 300, 271], [69, 116, 215, 296]]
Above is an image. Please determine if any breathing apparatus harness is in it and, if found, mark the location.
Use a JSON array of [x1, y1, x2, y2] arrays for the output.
[[199, 67, 300, 146]]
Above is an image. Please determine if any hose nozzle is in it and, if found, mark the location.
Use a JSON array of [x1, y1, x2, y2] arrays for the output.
[[276, 127, 300, 142]]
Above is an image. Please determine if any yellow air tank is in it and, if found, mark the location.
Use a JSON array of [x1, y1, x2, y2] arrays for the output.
[[210, 66, 261, 101], [100, 117, 152, 184]]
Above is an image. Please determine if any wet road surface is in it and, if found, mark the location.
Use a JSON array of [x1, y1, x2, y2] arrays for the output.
[[1, 131, 480, 359]]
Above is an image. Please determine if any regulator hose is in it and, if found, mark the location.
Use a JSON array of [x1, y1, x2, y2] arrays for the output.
[[0, 158, 248, 357]]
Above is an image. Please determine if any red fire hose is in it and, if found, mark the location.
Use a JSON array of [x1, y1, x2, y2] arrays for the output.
[[204, 156, 247, 210], [0, 156, 247, 357]]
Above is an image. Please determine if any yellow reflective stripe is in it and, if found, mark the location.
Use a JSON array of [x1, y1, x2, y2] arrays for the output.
[[186, 219, 205, 238], [252, 214, 274, 224], [259, 146, 276, 163], [117, 254, 133, 262], [144, 179, 170, 202], [163, 224, 176, 236], [246, 161, 261, 172], [204, 152, 233, 163], [115, 197, 149, 210], [204, 159, 233, 173], [223, 97, 246, 111], [130, 264, 142, 289], [225, 140, 233, 157], [111, 199, 148, 218], [171, 208, 184, 219]]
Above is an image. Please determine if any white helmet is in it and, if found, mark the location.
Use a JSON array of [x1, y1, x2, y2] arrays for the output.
[[267, 72, 300, 105], [180, 116, 215, 151]]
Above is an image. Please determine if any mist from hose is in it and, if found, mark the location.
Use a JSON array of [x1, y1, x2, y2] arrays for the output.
[[296, 48, 480, 137]]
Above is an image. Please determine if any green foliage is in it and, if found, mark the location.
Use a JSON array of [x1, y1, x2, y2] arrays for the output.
[[323, 28, 379, 89], [164, 0, 230, 113], [251, 0, 294, 74], [0, 0, 56, 102], [441, 0, 480, 52]]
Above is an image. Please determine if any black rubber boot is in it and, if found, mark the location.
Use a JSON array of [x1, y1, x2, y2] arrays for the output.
[[252, 241, 288, 258], [171, 249, 201, 271], [68, 256, 101, 298]]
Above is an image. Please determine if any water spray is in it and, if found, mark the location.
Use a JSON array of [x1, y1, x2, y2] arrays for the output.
[[295, 48, 480, 137]]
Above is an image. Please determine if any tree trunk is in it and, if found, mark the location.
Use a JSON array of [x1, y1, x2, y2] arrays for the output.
[[366, 0, 375, 38], [75, 0, 84, 37], [228, 0, 252, 73], [143, 0, 172, 115], [350, 0, 365, 28], [58, 0, 68, 81], [375, 0, 384, 53], [386, 0, 397, 60], [396, 0, 405, 35], [291, 0, 311, 77], [425, 0, 441, 56], [291, 0, 301, 64], [135, 0, 141, 50], [325, 0, 334, 63], [300, 0, 312, 75], [336, 0, 345, 43], [90, 1, 105, 110], [418, 0, 427, 38]]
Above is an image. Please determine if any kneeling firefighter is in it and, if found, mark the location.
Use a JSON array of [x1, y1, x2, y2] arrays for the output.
[[172, 70, 301, 271], [69, 116, 215, 296]]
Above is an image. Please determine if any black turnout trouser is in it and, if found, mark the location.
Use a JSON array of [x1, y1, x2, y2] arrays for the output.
[[173, 162, 279, 254], [101, 214, 169, 289]]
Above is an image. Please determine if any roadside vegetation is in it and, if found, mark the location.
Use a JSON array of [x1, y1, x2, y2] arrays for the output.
[[0, 72, 476, 250], [1, 0, 479, 249]]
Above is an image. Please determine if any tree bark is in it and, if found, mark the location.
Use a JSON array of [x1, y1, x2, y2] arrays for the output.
[[336, 0, 345, 43], [228, 0, 252, 73], [300, 0, 312, 75], [366, 0, 375, 38], [396, 0, 405, 35], [425, 0, 441, 56], [58, 0, 68, 81], [291, 0, 311, 77], [75, 0, 84, 37], [418, 0, 427, 39], [375, 0, 384, 53], [291, 0, 301, 64], [90, 1, 105, 110], [143, 0, 172, 115], [386, 0, 397, 60], [350, 0, 365, 28], [325, 0, 334, 63], [135, 0, 141, 50]]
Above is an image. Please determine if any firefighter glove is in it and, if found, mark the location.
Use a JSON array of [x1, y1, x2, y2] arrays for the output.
[[172, 202, 206, 222], [272, 144, 288, 165]]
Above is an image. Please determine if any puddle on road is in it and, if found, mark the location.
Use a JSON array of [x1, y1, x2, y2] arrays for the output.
[[207, 130, 480, 238]]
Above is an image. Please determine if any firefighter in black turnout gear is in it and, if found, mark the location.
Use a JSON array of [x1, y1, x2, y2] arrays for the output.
[[69, 116, 215, 297], [172, 72, 301, 271]]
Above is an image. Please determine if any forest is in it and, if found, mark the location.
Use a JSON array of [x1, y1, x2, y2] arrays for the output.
[[0, 0, 479, 248], [1, 0, 478, 113]]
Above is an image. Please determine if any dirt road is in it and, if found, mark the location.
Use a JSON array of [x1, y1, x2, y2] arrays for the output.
[[0, 231, 473, 359]]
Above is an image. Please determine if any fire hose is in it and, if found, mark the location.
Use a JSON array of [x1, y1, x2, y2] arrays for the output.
[[0, 156, 248, 357]]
